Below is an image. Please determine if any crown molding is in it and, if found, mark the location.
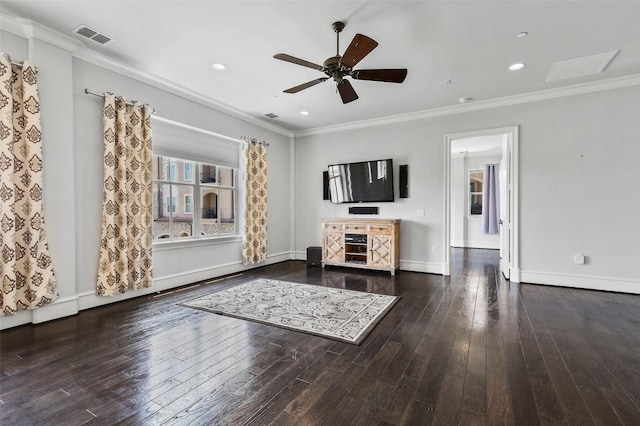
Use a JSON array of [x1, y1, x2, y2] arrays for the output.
[[0, 10, 24, 36], [74, 48, 291, 137], [294, 73, 640, 137], [0, 11, 84, 52], [0, 9, 290, 138]]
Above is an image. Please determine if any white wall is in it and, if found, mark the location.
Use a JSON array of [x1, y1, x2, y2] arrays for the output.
[[295, 86, 640, 293], [0, 23, 292, 329], [451, 153, 501, 249]]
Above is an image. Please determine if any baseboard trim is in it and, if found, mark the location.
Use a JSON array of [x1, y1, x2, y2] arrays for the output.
[[400, 260, 444, 275], [2, 251, 296, 330], [520, 270, 640, 294], [79, 251, 294, 309], [0, 295, 80, 330]]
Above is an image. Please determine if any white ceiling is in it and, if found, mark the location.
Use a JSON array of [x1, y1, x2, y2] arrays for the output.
[[3, 1, 640, 132]]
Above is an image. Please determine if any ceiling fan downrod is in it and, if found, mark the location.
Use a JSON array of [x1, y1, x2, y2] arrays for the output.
[[332, 21, 345, 56]]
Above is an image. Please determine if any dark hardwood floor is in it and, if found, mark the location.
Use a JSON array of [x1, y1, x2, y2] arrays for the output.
[[1, 249, 639, 425]]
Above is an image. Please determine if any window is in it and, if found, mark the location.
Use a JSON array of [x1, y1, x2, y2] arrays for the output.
[[170, 162, 177, 181], [184, 162, 193, 181], [152, 154, 237, 241], [469, 169, 483, 216]]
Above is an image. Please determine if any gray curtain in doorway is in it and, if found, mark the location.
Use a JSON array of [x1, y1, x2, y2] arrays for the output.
[[482, 163, 500, 234]]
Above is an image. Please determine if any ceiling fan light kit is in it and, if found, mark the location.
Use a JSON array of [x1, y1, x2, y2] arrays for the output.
[[274, 21, 408, 104]]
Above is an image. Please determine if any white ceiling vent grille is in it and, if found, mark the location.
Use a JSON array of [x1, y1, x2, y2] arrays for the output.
[[72, 25, 114, 45], [546, 51, 619, 82]]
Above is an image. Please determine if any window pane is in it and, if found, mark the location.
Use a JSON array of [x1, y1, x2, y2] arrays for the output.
[[219, 188, 235, 235], [200, 163, 217, 184], [470, 194, 483, 215], [469, 170, 483, 192], [168, 159, 192, 184], [152, 155, 169, 181], [218, 166, 234, 187], [152, 182, 171, 239], [201, 188, 218, 236], [172, 184, 193, 238]]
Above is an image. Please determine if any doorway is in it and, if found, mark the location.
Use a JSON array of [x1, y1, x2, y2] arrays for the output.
[[443, 126, 520, 282]]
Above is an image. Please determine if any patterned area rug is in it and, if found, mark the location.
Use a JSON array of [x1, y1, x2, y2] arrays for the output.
[[180, 278, 399, 344]]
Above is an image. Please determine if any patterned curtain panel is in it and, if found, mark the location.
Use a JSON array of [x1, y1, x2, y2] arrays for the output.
[[0, 55, 58, 316], [97, 94, 153, 296], [242, 137, 268, 265]]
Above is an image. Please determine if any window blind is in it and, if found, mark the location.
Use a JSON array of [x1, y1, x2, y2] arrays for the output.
[[151, 116, 240, 169]]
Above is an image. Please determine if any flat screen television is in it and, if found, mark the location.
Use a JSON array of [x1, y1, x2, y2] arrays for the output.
[[327, 159, 394, 203]]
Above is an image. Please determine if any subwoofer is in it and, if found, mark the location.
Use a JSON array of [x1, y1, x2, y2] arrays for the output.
[[307, 246, 322, 267]]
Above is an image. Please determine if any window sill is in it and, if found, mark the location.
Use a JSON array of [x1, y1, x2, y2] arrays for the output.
[[153, 235, 242, 251]]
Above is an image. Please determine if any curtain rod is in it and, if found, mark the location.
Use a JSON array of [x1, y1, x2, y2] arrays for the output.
[[84, 88, 156, 114], [84, 88, 269, 147], [151, 115, 253, 145], [10, 61, 38, 73]]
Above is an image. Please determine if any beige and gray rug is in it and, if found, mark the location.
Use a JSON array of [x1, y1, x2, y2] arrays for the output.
[[180, 278, 399, 344]]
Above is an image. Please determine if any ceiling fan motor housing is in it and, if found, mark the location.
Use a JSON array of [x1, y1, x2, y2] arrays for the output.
[[323, 55, 344, 81]]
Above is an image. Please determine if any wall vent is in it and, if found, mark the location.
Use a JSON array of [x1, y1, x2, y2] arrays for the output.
[[264, 113, 278, 119], [72, 25, 114, 45]]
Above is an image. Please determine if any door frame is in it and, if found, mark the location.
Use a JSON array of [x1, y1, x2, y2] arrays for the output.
[[443, 125, 520, 282]]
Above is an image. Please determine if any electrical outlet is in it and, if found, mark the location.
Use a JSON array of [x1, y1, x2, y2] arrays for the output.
[[431, 245, 437, 253], [417, 209, 425, 217], [574, 253, 585, 265]]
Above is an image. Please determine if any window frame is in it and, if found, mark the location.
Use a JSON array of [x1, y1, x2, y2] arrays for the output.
[[468, 168, 484, 218], [152, 154, 238, 242]]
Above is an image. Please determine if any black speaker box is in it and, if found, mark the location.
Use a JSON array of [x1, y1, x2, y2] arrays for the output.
[[399, 164, 408, 198], [307, 246, 322, 267], [348, 206, 379, 215], [322, 171, 330, 200]]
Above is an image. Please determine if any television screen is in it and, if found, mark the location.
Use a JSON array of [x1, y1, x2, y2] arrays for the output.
[[328, 159, 394, 203]]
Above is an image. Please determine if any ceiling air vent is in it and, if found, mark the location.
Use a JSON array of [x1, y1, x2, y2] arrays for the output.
[[72, 25, 114, 45], [546, 51, 618, 82], [264, 113, 278, 119]]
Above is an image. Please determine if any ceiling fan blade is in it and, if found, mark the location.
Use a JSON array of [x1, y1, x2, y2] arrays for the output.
[[351, 69, 408, 83], [337, 79, 359, 104], [339, 34, 378, 68], [283, 78, 328, 93], [274, 53, 324, 71]]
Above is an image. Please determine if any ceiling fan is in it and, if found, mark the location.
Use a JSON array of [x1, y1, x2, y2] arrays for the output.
[[274, 21, 408, 104]]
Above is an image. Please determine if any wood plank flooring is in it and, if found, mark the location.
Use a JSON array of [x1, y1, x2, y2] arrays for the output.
[[1, 249, 639, 425]]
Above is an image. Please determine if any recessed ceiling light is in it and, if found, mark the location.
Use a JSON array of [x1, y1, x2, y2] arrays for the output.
[[516, 32, 528, 39], [509, 63, 525, 71], [212, 63, 226, 71], [300, 111, 309, 116]]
